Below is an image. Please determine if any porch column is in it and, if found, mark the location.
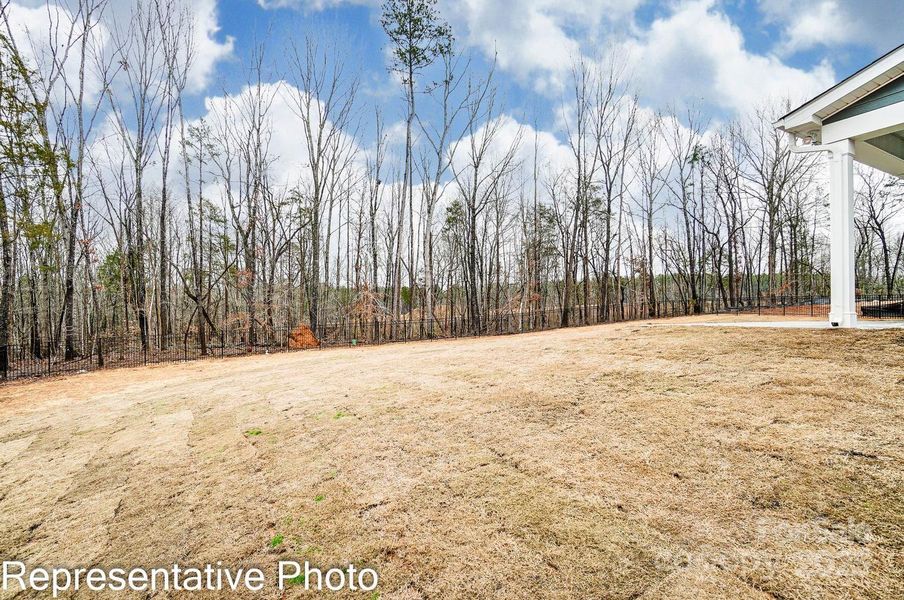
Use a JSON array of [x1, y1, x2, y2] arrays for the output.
[[827, 140, 857, 327]]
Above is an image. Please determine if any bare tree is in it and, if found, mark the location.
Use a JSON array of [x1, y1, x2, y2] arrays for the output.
[[155, 0, 193, 346], [381, 0, 452, 331], [211, 46, 276, 346], [286, 37, 358, 337], [857, 167, 904, 294], [417, 48, 473, 334], [451, 79, 521, 333], [738, 105, 817, 302], [631, 114, 666, 317]]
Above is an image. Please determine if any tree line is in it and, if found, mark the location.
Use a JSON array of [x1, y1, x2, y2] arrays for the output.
[[0, 0, 902, 367]]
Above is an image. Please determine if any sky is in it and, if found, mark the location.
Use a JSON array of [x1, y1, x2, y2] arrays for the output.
[[208, 0, 899, 126], [5, 0, 902, 194]]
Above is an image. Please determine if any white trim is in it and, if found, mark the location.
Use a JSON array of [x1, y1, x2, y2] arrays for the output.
[[852, 140, 904, 177], [779, 47, 904, 133], [822, 101, 904, 143]]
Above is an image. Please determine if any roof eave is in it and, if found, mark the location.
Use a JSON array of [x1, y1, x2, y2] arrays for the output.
[[775, 115, 821, 137], [777, 43, 904, 135]]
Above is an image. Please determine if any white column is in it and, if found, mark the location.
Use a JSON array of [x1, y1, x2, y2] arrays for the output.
[[827, 140, 857, 328]]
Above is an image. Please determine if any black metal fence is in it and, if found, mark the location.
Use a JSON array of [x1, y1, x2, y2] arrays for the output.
[[726, 293, 904, 319], [2, 294, 901, 382]]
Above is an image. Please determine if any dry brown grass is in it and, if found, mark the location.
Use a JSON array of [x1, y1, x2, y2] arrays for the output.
[[0, 316, 902, 599]]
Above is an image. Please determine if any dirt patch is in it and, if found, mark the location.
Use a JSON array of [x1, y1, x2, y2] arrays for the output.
[[0, 315, 901, 598]]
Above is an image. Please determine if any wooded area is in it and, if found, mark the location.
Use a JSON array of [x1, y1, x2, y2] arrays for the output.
[[1, 0, 902, 376]]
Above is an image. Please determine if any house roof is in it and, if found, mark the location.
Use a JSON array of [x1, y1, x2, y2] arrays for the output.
[[776, 43, 904, 137]]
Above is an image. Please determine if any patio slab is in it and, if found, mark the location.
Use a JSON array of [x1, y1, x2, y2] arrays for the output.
[[676, 320, 904, 330]]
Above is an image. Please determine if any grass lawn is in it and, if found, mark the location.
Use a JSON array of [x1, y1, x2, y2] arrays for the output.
[[0, 316, 901, 598]]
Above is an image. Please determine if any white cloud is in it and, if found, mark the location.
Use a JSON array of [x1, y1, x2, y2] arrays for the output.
[[105, 0, 234, 93], [759, 0, 902, 56], [442, 0, 642, 94], [85, 79, 370, 259], [256, 0, 378, 10], [4, 1, 112, 104], [185, 0, 235, 93], [5, 0, 232, 97], [191, 81, 367, 198], [257, 0, 642, 94], [622, 0, 836, 114], [259, 0, 839, 118], [447, 113, 573, 212]]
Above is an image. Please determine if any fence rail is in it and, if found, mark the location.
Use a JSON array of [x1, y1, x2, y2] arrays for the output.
[[2, 294, 902, 382]]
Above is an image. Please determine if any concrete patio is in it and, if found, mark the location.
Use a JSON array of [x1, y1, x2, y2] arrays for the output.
[[678, 320, 904, 329]]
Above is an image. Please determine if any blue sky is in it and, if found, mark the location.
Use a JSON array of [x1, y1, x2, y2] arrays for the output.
[[4, 0, 900, 253], [10, 0, 900, 142], [6, 0, 900, 176], [192, 0, 899, 132]]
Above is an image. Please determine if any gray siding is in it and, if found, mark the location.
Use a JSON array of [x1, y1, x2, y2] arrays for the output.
[[824, 75, 904, 124]]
